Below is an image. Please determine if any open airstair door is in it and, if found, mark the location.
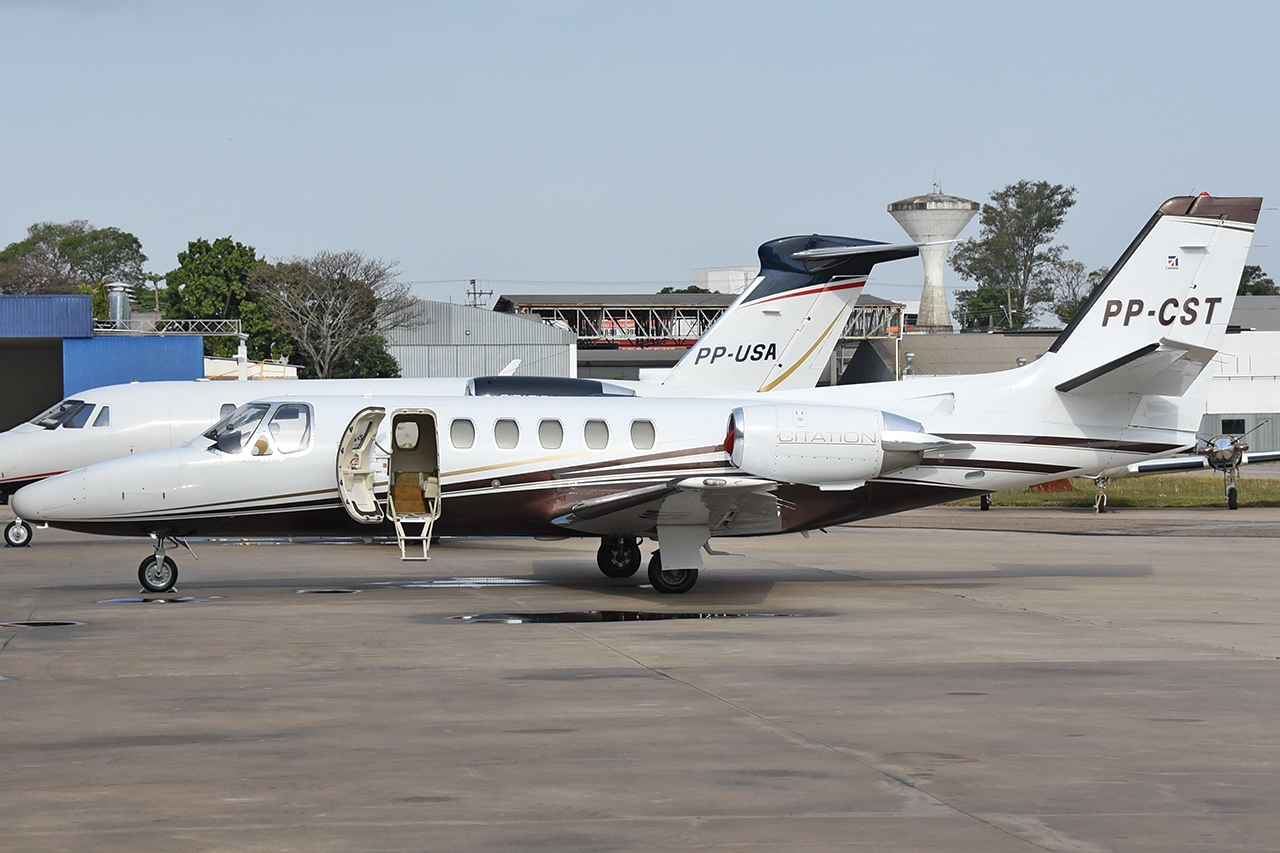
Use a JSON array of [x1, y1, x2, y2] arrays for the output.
[[385, 409, 442, 560], [338, 407, 388, 525]]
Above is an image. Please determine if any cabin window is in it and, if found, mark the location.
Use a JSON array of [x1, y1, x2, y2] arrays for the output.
[[268, 404, 311, 454], [31, 399, 84, 430], [630, 419, 655, 450], [220, 403, 237, 419], [394, 420, 420, 451], [205, 403, 270, 454], [92, 406, 110, 428], [494, 418, 520, 449], [538, 419, 563, 450], [63, 404, 96, 429], [450, 418, 475, 449], [584, 419, 609, 450]]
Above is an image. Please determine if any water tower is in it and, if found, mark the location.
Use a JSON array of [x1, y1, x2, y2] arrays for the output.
[[888, 187, 980, 333]]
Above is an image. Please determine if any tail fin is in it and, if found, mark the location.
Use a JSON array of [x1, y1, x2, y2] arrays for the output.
[[663, 236, 920, 391], [1047, 194, 1261, 396]]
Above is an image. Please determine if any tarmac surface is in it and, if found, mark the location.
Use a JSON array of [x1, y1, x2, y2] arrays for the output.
[[1, 506, 1278, 852]]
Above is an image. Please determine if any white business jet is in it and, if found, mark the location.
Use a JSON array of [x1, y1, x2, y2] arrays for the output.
[[15, 194, 1260, 595], [0, 235, 923, 547]]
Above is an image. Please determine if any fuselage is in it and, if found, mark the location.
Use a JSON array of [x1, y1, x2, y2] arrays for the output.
[[10, 351, 1197, 541]]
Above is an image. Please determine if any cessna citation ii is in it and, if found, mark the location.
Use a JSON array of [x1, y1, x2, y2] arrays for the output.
[[13, 194, 1263, 594], [0, 236, 924, 548]]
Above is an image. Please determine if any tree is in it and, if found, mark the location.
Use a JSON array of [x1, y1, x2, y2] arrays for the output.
[[950, 180, 1078, 328], [1238, 264, 1277, 296], [659, 284, 711, 294], [163, 237, 291, 360], [250, 250, 415, 379], [0, 221, 148, 308], [954, 284, 1019, 330], [1046, 260, 1110, 324]]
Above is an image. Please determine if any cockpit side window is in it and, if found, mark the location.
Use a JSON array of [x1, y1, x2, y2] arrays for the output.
[[92, 406, 110, 428], [267, 404, 311, 454], [63, 404, 96, 429], [31, 400, 85, 430], [204, 403, 270, 454], [220, 403, 237, 419]]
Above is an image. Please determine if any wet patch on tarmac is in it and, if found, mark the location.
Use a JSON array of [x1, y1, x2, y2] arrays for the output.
[[295, 588, 362, 595], [399, 577, 548, 589], [0, 620, 85, 628], [453, 610, 796, 624], [97, 596, 223, 605], [400, 795, 455, 803]]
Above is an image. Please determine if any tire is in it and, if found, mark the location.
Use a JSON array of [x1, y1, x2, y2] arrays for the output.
[[646, 550, 698, 594], [596, 537, 642, 578], [4, 520, 32, 547], [979, 494, 992, 511], [1228, 487, 1239, 510], [138, 555, 178, 593]]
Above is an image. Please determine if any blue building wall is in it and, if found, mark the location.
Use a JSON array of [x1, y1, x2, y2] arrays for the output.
[[63, 336, 205, 396], [0, 294, 93, 338]]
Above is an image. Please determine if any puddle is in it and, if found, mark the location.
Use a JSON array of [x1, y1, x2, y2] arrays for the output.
[[0, 620, 86, 628], [295, 588, 362, 595], [97, 596, 223, 605], [398, 578, 547, 589], [453, 611, 795, 624]]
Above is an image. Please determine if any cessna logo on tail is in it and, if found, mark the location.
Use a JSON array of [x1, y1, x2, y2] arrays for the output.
[[693, 343, 779, 365], [1102, 297, 1222, 327]]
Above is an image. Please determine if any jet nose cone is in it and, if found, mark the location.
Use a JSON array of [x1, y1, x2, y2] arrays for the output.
[[12, 471, 83, 522]]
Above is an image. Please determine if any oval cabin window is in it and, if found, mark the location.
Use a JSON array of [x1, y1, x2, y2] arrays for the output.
[[584, 419, 609, 450], [494, 419, 520, 449], [630, 419, 655, 450], [539, 419, 564, 450], [450, 418, 475, 449]]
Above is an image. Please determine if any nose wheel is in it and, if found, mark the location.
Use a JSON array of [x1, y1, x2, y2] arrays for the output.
[[139, 555, 178, 593], [596, 536, 642, 577], [4, 519, 33, 547]]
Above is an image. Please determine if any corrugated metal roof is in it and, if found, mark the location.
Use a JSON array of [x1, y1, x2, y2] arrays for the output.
[[63, 336, 205, 396], [385, 300, 575, 378], [494, 293, 736, 311], [876, 333, 1057, 376], [0, 295, 93, 338], [385, 300, 574, 346], [1229, 296, 1280, 331]]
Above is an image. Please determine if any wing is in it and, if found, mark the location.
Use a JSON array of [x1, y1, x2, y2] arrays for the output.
[[552, 476, 781, 537]]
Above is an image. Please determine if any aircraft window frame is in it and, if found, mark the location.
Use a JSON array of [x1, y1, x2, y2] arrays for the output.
[[204, 403, 271, 455], [450, 418, 475, 449], [494, 418, 520, 450], [31, 399, 86, 430], [62, 403, 97, 430], [584, 419, 609, 450], [538, 419, 564, 450], [220, 403, 237, 419], [630, 419, 655, 450], [394, 421, 421, 451], [92, 406, 110, 428], [266, 404, 313, 455]]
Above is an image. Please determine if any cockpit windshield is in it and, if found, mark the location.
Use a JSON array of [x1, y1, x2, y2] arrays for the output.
[[30, 400, 87, 430], [203, 404, 270, 454]]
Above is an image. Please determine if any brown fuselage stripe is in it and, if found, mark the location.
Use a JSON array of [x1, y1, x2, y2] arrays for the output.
[[938, 434, 1183, 454]]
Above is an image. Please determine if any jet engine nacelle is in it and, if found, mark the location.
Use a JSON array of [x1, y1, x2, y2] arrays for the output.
[[727, 404, 943, 487]]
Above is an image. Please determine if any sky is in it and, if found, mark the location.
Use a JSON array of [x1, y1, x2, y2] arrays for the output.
[[2, 0, 1278, 307]]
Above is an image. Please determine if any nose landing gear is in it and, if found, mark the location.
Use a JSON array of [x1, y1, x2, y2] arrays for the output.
[[4, 519, 33, 547], [138, 535, 194, 593]]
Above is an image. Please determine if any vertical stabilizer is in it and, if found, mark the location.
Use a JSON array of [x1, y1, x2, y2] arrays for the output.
[[663, 236, 918, 391], [1049, 195, 1261, 375]]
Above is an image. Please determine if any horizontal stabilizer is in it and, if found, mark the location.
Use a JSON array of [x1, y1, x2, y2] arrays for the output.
[[1056, 338, 1216, 397], [791, 239, 954, 261]]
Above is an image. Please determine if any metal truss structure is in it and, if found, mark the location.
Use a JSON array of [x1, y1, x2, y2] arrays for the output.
[[93, 318, 243, 337]]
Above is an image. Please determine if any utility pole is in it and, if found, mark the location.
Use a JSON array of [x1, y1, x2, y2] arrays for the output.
[[465, 279, 493, 309]]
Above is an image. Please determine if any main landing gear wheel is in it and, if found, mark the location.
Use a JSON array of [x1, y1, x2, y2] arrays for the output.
[[1228, 486, 1239, 510], [139, 555, 178, 593], [646, 550, 698, 594], [979, 494, 992, 511], [596, 536, 642, 578], [4, 520, 32, 547]]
